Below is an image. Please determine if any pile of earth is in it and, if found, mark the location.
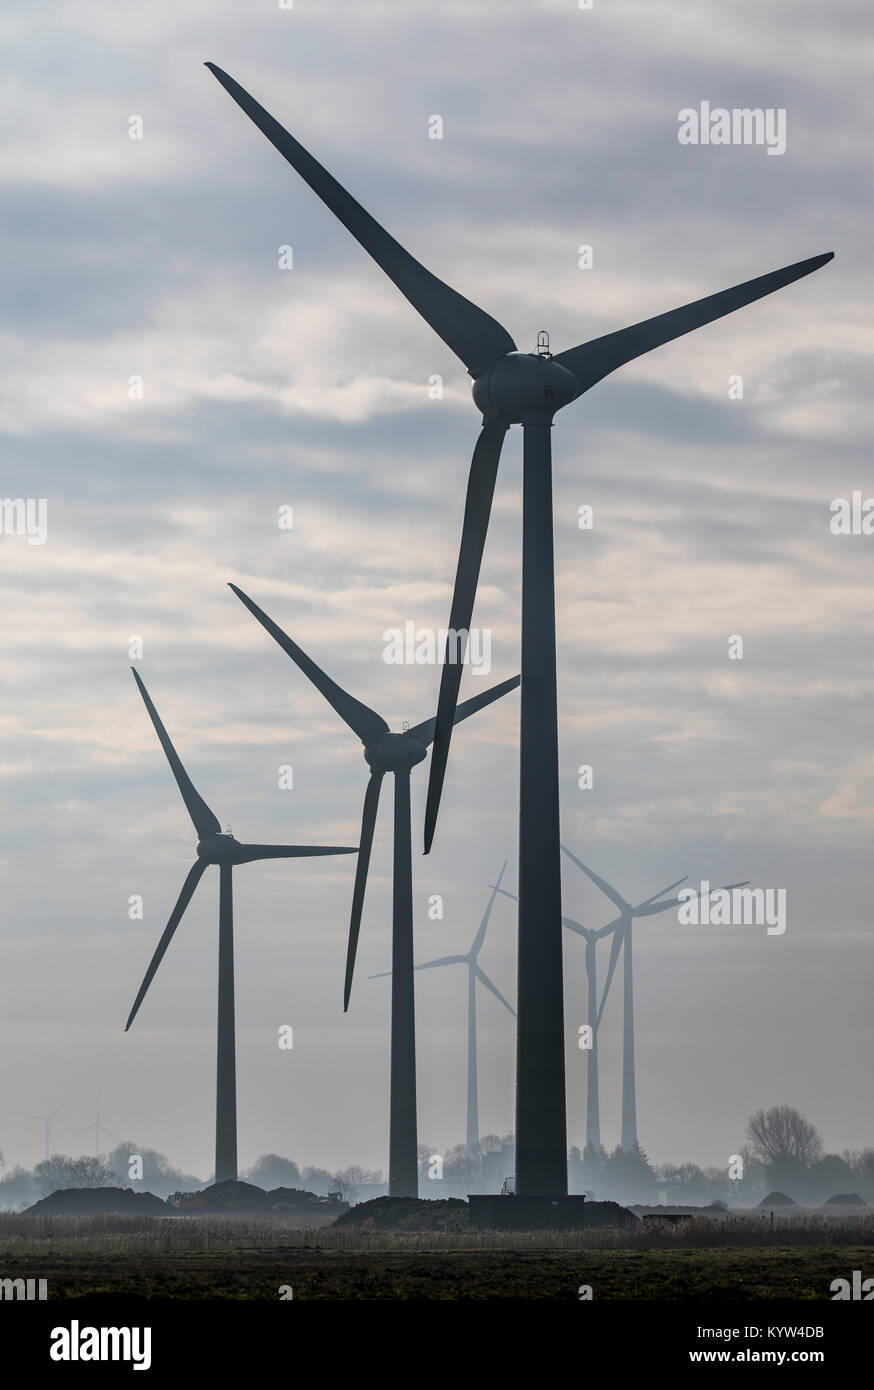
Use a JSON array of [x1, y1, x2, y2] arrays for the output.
[[334, 1197, 469, 1232], [822, 1192, 866, 1206], [25, 1187, 168, 1216], [24, 1181, 348, 1222], [758, 1191, 797, 1207], [578, 1201, 638, 1229], [168, 1180, 348, 1221], [333, 1196, 636, 1232], [632, 1203, 728, 1217]]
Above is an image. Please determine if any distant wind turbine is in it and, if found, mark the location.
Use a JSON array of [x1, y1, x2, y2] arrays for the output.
[[562, 846, 748, 1151], [229, 583, 519, 1196], [371, 862, 515, 1157], [125, 668, 357, 1184], [18, 1100, 68, 1163], [70, 1095, 121, 1161]]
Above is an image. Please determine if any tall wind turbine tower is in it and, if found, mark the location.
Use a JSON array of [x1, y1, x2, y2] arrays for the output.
[[206, 60, 831, 1206]]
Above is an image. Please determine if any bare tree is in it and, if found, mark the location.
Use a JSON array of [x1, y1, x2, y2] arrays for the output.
[[443, 1144, 481, 1193], [333, 1165, 384, 1201], [745, 1106, 823, 1167], [33, 1154, 117, 1195]]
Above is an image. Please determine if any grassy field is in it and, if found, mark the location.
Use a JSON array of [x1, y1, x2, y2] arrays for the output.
[[1, 1214, 871, 1299]]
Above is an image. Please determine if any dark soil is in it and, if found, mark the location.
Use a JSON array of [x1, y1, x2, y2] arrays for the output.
[[25, 1187, 168, 1216], [25, 1181, 346, 1223], [334, 1197, 470, 1231], [4, 1245, 866, 1300], [332, 1196, 635, 1232]]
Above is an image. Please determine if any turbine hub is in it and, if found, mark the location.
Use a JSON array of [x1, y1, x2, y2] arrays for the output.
[[364, 731, 427, 772], [197, 832, 239, 864], [472, 351, 578, 425]]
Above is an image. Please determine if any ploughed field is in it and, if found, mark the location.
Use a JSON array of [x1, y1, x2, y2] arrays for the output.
[[2, 1211, 871, 1300]]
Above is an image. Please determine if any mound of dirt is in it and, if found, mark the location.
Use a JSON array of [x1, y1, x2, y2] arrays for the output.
[[25, 1187, 168, 1216], [642, 1212, 693, 1224], [581, 1201, 638, 1229], [263, 1186, 348, 1218], [168, 1180, 347, 1220], [822, 1192, 867, 1206], [334, 1196, 636, 1232], [333, 1196, 469, 1232], [169, 1180, 266, 1212], [758, 1191, 797, 1207], [632, 1203, 728, 1218]]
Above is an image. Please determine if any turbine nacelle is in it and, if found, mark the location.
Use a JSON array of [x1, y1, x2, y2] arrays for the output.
[[364, 731, 428, 772], [196, 832, 241, 864], [472, 351, 578, 425]]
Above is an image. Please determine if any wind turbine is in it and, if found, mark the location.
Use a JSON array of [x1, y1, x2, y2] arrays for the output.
[[371, 862, 516, 1158], [70, 1095, 121, 1161], [493, 853, 746, 1153], [18, 1101, 67, 1163], [562, 845, 748, 1152], [204, 62, 833, 1197], [488, 878, 620, 1153], [125, 668, 357, 1184], [229, 583, 519, 1196]]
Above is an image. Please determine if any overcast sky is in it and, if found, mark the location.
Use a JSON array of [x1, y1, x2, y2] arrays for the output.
[[0, 0, 871, 1181]]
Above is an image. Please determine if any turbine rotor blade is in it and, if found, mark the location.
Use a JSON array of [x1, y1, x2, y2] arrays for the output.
[[634, 876, 689, 912], [233, 843, 358, 865], [344, 772, 384, 1011], [229, 585, 388, 744], [474, 964, 516, 1018], [470, 860, 509, 957], [561, 915, 591, 940], [596, 924, 626, 1027], [124, 860, 208, 1031], [131, 671, 221, 839], [370, 952, 469, 981], [408, 676, 520, 747], [490, 884, 517, 904], [635, 897, 686, 917], [423, 420, 509, 853], [414, 954, 469, 970], [561, 843, 628, 913], [555, 252, 834, 396], [595, 913, 623, 940], [635, 879, 751, 917], [205, 64, 516, 377]]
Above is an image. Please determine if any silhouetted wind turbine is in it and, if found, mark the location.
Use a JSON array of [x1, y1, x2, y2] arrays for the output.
[[126, 668, 356, 1184], [18, 1100, 67, 1163], [562, 846, 748, 1151], [371, 861, 515, 1157], [70, 1095, 121, 1161], [205, 60, 832, 1196], [229, 583, 519, 1196]]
